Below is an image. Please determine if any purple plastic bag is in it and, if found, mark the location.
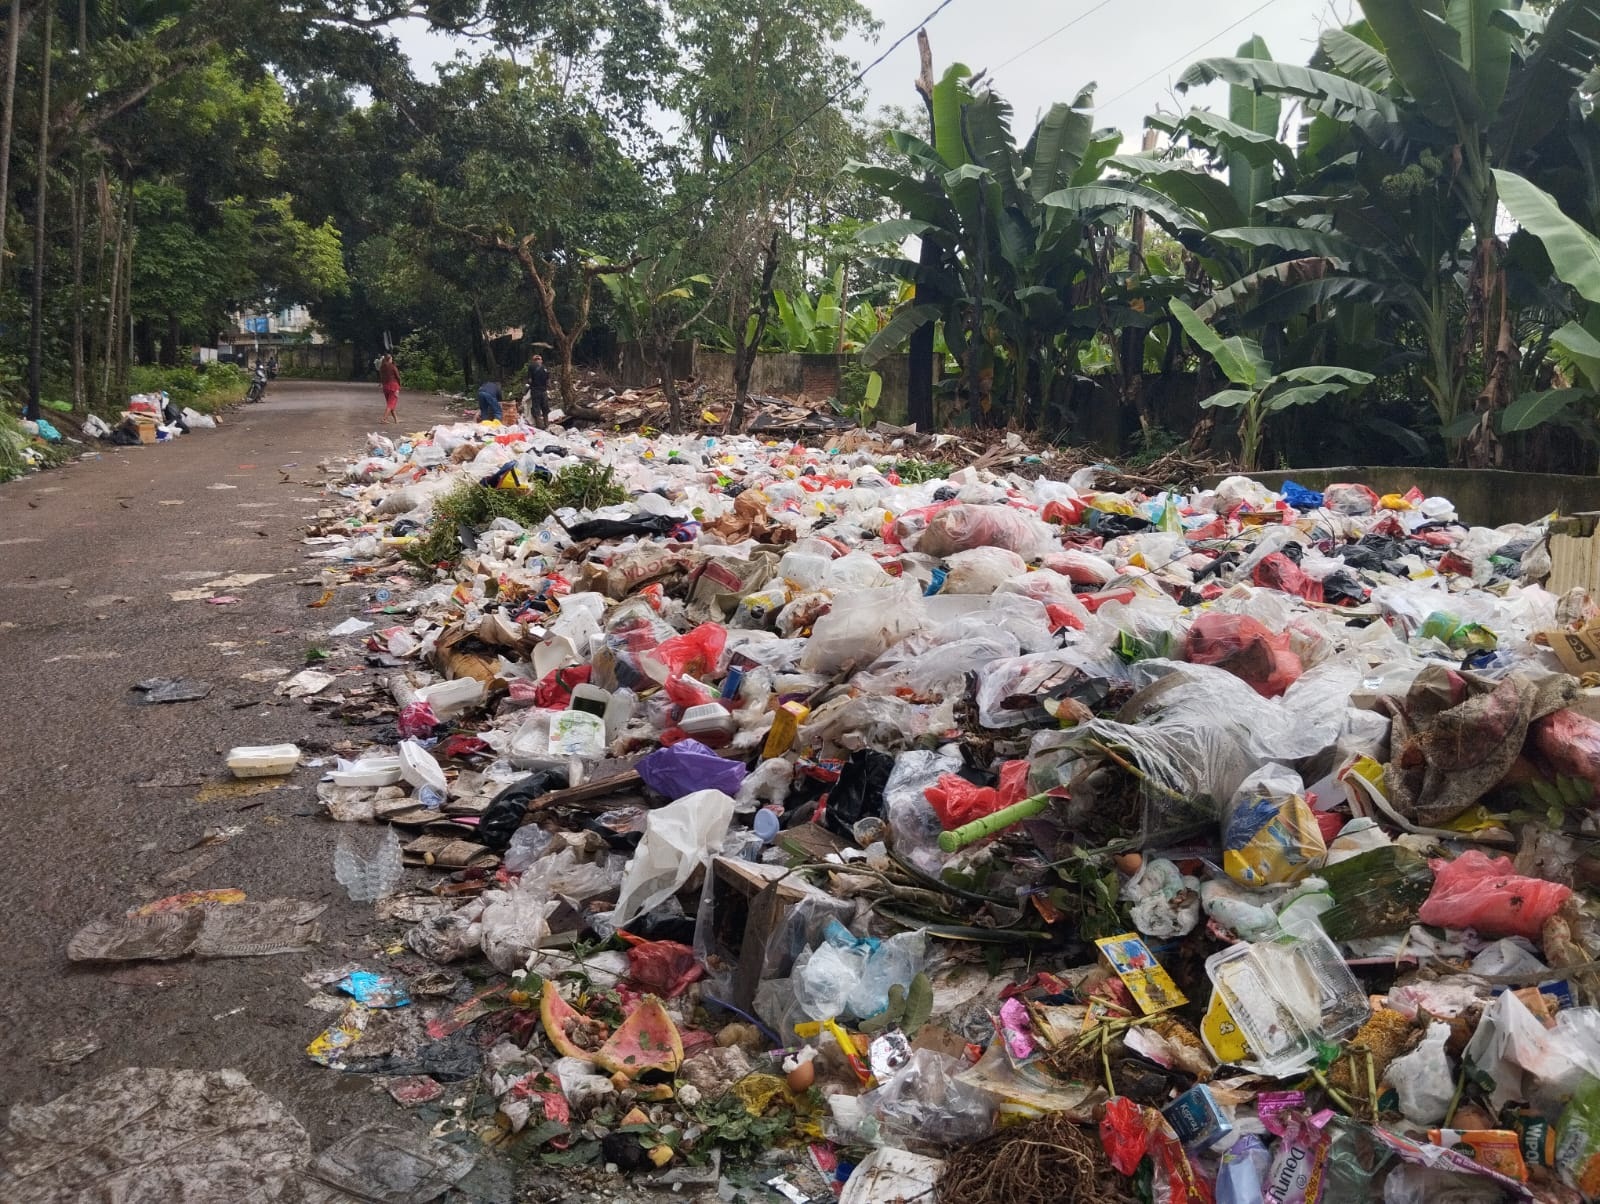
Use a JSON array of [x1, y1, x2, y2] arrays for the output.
[[638, 739, 747, 800]]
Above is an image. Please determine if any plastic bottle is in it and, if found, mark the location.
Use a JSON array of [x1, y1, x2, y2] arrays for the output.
[[333, 827, 403, 902]]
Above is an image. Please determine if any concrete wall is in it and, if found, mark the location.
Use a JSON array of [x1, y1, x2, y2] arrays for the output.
[[276, 343, 355, 376], [1221, 467, 1600, 528]]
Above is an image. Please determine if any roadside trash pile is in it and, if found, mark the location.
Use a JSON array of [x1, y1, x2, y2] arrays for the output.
[[122, 412, 1600, 1201], [88, 390, 219, 446]]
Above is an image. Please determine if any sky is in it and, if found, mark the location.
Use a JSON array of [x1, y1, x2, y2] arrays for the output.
[[395, 0, 1349, 141]]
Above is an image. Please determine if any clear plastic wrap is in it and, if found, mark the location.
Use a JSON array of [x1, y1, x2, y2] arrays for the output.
[[914, 504, 1058, 559]]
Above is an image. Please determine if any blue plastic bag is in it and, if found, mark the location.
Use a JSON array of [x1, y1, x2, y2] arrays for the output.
[[1279, 479, 1323, 510], [34, 417, 61, 442], [638, 738, 747, 800]]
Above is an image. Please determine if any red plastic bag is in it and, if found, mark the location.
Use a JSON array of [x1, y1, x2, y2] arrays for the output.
[[1042, 498, 1087, 526], [1418, 849, 1571, 940], [1100, 1097, 1150, 1176], [1040, 548, 1115, 586], [1251, 552, 1324, 603], [663, 674, 717, 711], [924, 761, 1029, 830], [397, 701, 440, 738], [531, 664, 592, 709], [1045, 603, 1086, 633], [1185, 612, 1303, 698], [617, 933, 704, 998], [917, 504, 1054, 558], [1531, 709, 1600, 789], [645, 622, 727, 682]]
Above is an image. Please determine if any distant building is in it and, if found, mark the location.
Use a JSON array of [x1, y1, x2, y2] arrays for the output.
[[228, 304, 326, 343]]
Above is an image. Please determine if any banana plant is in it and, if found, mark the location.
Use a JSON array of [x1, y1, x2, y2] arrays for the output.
[[1170, 299, 1373, 470], [847, 65, 1130, 426], [769, 265, 845, 353], [1177, 0, 1600, 465]]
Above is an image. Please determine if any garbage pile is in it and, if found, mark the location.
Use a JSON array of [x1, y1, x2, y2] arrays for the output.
[[246, 416, 1600, 1199]]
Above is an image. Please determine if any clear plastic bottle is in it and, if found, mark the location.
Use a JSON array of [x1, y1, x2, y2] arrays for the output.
[[333, 827, 403, 902]]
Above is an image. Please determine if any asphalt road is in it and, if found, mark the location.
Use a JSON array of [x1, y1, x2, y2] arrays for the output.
[[0, 382, 462, 1145]]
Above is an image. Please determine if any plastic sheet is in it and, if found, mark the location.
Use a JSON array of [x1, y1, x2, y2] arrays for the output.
[[638, 739, 747, 799], [915, 504, 1056, 558]]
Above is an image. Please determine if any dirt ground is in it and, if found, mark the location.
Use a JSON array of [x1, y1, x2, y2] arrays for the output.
[[0, 385, 476, 1156]]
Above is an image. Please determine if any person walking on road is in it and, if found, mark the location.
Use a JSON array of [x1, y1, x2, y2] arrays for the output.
[[378, 353, 401, 424], [526, 354, 551, 425], [476, 379, 503, 423]]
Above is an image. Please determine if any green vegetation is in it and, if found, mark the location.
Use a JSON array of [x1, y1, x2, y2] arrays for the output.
[[406, 464, 627, 569], [127, 364, 251, 414], [5, 0, 1600, 473]]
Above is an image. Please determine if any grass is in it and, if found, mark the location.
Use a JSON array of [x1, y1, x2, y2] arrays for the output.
[[889, 458, 955, 483], [0, 411, 28, 481], [127, 363, 251, 414], [403, 462, 626, 568]]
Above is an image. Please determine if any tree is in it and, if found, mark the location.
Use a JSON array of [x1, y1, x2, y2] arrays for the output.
[[1171, 299, 1373, 470]]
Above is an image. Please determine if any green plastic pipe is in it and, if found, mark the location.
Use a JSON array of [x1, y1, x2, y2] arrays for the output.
[[937, 792, 1051, 852]]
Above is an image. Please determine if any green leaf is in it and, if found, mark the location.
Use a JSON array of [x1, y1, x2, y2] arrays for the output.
[[1554, 318, 1600, 362], [1501, 387, 1590, 432], [1199, 388, 1257, 410], [1169, 299, 1265, 387], [862, 303, 942, 368], [857, 219, 936, 247], [1229, 34, 1283, 220], [1318, 27, 1393, 89], [932, 63, 975, 169], [1262, 382, 1349, 411], [1491, 0, 1600, 155], [1041, 181, 1203, 237], [1492, 169, 1600, 303], [1178, 57, 1399, 125], [1161, 108, 1296, 173], [1450, 0, 1514, 114], [1357, 0, 1481, 126], [1208, 226, 1364, 261], [1273, 365, 1376, 387], [1440, 411, 1481, 438], [1027, 101, 1095, 204], [1105, 156, 1244, 228], [1366, 417, 1432, 457], [886, 130, 946, 175]]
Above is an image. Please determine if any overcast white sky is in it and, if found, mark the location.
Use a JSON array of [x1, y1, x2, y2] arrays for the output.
[[397, 0, 1350, 142]]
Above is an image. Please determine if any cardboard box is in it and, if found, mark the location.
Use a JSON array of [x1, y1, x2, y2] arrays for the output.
[[1540, 621, 1600, 676]]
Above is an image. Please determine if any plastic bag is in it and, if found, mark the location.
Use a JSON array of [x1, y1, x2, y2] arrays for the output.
[[479, 883, 559, 973], [1556, 1075, 1600, 1199], [638, 739, 747, 800], [617, 933, 703, 997], [1386, 1022, 1455, 1125], [1464, 985, 1600, 1113], [793, 940, 869, 1021], [940, 546, 1028, 594], [799, 582, 926, 675], [859, 1050, 996, 1146], [883, 748, 963, 874], [1186, 612, 1303, 698], [915, 504, 1056, 559], [1217, 1134, 1270, 1204], [1532, 709, 1600, 789], [1418, 849, 1572, 940], [923, 761, 1029, 830], [642, 622, 727, 683], [609, 789, 735, 927], [1323, 483, 1380, 515], [1221, 765, 1326, 888], [1252, 553, 1324, 603], [1098, 1097, 1212, 1203]]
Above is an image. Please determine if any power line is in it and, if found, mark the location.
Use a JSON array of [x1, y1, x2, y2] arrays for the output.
[[1099, 0, 1284, 109], [993, 0, 1118, 72]]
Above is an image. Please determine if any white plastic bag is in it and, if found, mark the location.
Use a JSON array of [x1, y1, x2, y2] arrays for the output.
[[799, 582, 926, 674], [940, 547, 1026, 594], [1386, 1021, 1455, 1125], [609, 789, 735, 927]]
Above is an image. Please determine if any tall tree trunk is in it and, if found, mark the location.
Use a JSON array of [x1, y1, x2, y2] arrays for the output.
[[1465, 236, 1514, 469], [0, 0, 26, 274], [906, 28, 938, 433], [164, 310, 180, 367], [101, 177, 127, 406], [25, 0, 52, 421], [115, 180, 133, 402], [1121, 129, 1158, 438], [659, 352, 682, 433], [70, 165, 83, 408], [731, 228, 780, 429]]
